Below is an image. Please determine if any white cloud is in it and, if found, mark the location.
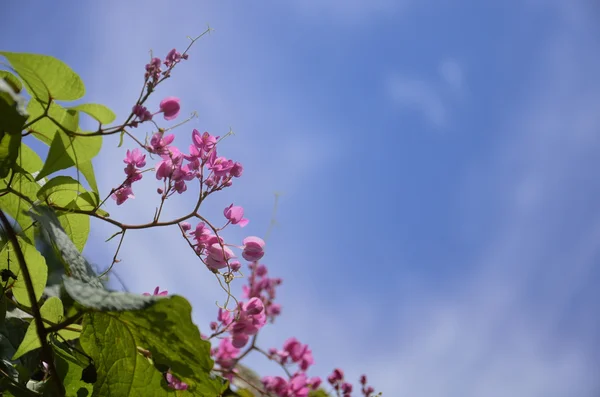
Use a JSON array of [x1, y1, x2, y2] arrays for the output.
[[354, 3, 600, 396], [387, 75, 448, 127], [439, 58, 464, 92], [387, 58, 465, 128]]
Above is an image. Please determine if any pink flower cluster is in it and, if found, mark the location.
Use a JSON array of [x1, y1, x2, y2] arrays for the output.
[[113, 113, 244, 205], [328, 368, 359, 397], [144, 48, 188, 86], [111, 148, 146, 205], [243, 262, 282, 322], [113, 57, 381, 395], [132, 97, 180, 126], [262, 373, 321, 397], [179, 220, 264, 272], [211, 297, 267, 349], [269, 338, 314, 371]]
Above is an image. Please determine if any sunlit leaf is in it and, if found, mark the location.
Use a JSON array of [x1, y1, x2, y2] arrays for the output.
[[69, 103, 116, 125], [0, 52, 85, 101], [0, 237, 48, 307]]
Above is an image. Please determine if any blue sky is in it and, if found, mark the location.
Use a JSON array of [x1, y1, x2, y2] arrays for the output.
[[3, 1, 600, 396]]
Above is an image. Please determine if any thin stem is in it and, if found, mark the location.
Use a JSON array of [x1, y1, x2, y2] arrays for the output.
[[98, 230, 126, 278]]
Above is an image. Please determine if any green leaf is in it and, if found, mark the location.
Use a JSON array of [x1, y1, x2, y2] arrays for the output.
[[62, 277, 158, 312], [0, 70, 23, 93], [12, 297, 79, 360], [309, 390, 331, 397], [64, 192, 108, 217], [37, 176, 86, 206], [0, 52, 85, 101], [77, 160, 100, 200], [69, 103, 116, 125], [0, 58, 49, 102], [80, 296, 227, 396], [0, 131, 21, 178], [0, 78, 28, 135], [80, 312, 170, 397], [15, 143, 43, 175], [0, 173, 39, 243], [58, 212, 89, 253], [28, 205, 100, 288], [53, 343, 93, 397], [0, 237, 48, 308], [36, 129, 102, 181], [26, 100, 78, 145]]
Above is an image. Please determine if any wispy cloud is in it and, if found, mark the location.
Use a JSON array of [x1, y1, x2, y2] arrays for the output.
[[439, 58, 464, 94]]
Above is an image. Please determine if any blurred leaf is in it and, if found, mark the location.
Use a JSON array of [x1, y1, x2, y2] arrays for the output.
[[0, 70, 23, 92], [0, 77, 28, 136], [62, 277, 157, 312]]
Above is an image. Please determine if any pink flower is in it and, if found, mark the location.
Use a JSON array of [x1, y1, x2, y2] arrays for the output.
[[159, 97, 180, 121], [207, 152, 234, 177], [112, 185, 134, 205], [143, 286, 168, 296], [224, 204, 249, 227], [148, 132, 175, 154], [192, 129, 218, 154], [132, 104, 152, 122], [205, 243, 235, 270], [230, 162, 243, 177], [341, 382, 353, 394], [288, 373, 310, 397], [165, 372, 188, 390], [164, 49, 182, 67], [124, 148, 146, 168], [244, 297, 264, 315], [242, 236, 265, 262], [229, 261, 241, 272], [213, 337, 239, 369], [310, 377, 322, 390]]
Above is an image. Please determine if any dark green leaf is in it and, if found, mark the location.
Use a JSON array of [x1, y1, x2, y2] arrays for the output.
[[80, 296, 227, 396], [53, 343, 93, 396]]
